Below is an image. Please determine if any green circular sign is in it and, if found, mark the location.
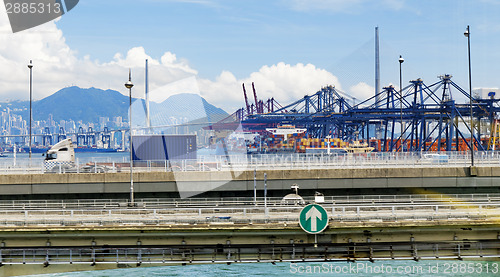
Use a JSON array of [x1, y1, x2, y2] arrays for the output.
[[299, 204, 329, 234]]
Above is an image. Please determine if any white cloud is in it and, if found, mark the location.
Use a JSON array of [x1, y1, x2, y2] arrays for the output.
[[198, 62, 341, 112], [148, 76, 200, 104], [0, 4, 342, 116], [349, 82, 375, 102], [0, 4, 197, 102], [109, 47, 160, 68]]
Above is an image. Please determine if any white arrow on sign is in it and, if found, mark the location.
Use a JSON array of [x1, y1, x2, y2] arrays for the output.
[[305, 206, 322, 232]]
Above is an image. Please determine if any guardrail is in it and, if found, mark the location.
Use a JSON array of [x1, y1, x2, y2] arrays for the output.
[[0, 203, 498, 227], [129, 151, 500, 173], [1, 151, 500, 174], [0, 193, 499, 210], [3, 244, 500, 266]]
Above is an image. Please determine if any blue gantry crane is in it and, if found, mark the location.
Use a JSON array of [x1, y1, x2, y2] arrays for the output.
[[220, 74, 500, 152]]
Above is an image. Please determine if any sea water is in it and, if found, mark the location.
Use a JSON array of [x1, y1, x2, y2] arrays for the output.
[[26, 260, 500, 277]]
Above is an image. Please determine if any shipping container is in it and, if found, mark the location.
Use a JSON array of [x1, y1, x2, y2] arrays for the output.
[[132, 135, 197, 161]]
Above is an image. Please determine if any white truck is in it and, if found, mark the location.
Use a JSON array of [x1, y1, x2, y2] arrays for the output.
[[43, 138, 77, 173], [43, 138, 110, 173]]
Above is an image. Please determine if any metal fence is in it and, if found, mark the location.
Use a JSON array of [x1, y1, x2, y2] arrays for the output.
[[138, 151, 500, 172], [3, 244, 500, 265], [0, 202, 498, 227], [0, 193, 499, 210], [0, 151, 500, 174]]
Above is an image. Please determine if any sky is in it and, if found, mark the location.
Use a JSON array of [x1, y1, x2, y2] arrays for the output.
[[1, 0, 500, 113]]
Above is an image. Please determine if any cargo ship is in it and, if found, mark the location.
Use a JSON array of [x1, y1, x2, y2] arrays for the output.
[[265, 125, 306, 140], [246, 124, 374, 155], [247, 125, 348, 154], [344, 140, 375, 153], [247, 125, 307, 154]]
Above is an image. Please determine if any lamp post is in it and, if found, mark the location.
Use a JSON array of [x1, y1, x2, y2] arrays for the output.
[[125, 70, 134, 206], [27, 60, 33, 161], [464, 25, 474, 167], [399, 55, 404, 153], [264, 173, 268, 216]]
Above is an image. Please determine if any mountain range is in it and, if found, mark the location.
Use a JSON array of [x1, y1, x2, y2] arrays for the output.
[[0, 86, 228, 126]]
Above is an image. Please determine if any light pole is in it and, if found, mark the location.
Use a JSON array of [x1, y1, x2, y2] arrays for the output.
[[264, 173, 268, 216], [125, 70, 135, 206], [399, 55, 404, 153], [464, 25, 474, 167], [27, 60, 33, 161], [253, 169, 257, 206]]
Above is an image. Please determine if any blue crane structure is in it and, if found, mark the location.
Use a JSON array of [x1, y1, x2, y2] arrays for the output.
[[57, 127, 66, 142], [213, 75, 500, 152], [42, 127, 52, 146], [101, 127, 111, 148], [76, 126, 98, 147]]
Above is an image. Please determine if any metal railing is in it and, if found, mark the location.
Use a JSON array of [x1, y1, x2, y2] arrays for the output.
[[3, 244, 500, 265], [0, 193, 499, 210], [1, 151, 500, 174], [127, 151, 499, 172], [0, 202, 498, 227]]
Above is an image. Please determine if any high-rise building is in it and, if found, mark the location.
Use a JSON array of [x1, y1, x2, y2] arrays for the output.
[[48, 114, 55, 127], [99, 117, 110, 130], [112, 116, 123, 128]]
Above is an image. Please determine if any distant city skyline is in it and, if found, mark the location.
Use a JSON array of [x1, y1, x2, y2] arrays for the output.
[[0, 86, 218, 148], [0, 102, 127, 147], [0, 103, 202, 148], [1, 1, 500, 114]]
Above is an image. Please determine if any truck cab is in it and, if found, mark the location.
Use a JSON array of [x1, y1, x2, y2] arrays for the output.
[[44, 138, 75, 162], [44, 139, 76, 173]]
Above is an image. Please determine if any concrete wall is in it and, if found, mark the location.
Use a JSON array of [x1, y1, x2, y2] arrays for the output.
[[0, 220, 499, 275], [0, 166, 499, 199]]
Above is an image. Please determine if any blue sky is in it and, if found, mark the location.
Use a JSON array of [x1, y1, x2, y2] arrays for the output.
[[1, 0, 500, 112], [57, 1, 490, 78]]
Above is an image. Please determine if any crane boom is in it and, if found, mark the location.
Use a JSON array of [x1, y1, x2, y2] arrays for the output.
[[252, 82, 260, 113], [242, 83, 251, 115]]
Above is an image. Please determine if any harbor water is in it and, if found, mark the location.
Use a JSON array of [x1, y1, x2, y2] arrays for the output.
[[27, 260, 500, 277]]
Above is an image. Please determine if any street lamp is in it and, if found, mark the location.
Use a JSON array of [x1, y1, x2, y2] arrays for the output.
[[125, 70, 134, 206], [399, 55, 404, 153], [464, 25, 474, 167], [27, 60, 33, 160]]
